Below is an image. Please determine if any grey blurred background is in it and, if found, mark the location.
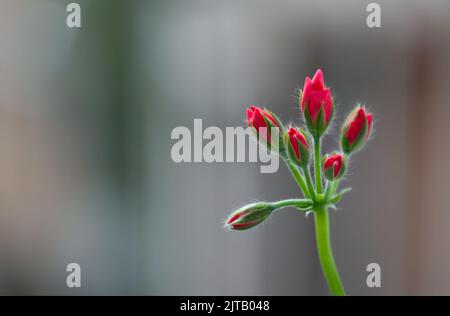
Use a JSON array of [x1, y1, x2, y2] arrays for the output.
[[0, 0, 449, 295]]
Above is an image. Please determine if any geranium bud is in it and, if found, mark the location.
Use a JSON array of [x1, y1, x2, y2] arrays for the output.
[[225, 202, 273, 231], [323, 153, 345, 181], [246, 105, 284, 152], [300, 69, 334, 137], [341, 105, 373, 155], [285, 127, 310, 168]]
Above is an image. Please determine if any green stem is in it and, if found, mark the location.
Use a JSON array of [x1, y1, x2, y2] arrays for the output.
[[330, 180, 340, 196], [314, 206, 346, 296], [271, 199, 312, 210], [284, 158, 310, 199], [314, 137, 323, 194], [324, 181, 332, 201], [302, 166, 316, 200]]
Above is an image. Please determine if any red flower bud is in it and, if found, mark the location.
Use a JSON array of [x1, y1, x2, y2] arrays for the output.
[[301, 69, 334, 137], [341, 106, 373, 154], [225, 202, 273, 231], [246, 105, 284, 151], [323, 153, 345, 181], [285, 127, 310, 167]]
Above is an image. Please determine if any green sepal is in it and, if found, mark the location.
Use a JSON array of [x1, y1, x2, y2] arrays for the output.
[[252, 110, 285, 156], [302, 99, 333, 138], [266, 109, 286, 155], [303, 100, 317, 138], [324, 164, 336, 181], [316, 105, 326, 136]]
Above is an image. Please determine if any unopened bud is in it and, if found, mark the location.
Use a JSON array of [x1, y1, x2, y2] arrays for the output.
[[341, 105, 373, 155], [323, 153, 346, 181], [285, 127, 310, 168], [225, 202, 273, 231], [300, 69, 334, 137], [246, 105, 285, 153]]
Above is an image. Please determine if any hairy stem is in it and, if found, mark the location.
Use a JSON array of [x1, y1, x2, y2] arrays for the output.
[[284, 158, 310, 199], [330, 180, 340, 196], [314, 205, 346, 296], [302, 166, 316, 200], [314, 137, 323, 193], [324, 181, 332, 201], [271, 199, 312, 210]]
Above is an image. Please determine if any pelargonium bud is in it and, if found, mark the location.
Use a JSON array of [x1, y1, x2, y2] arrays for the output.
[[300, 69, 334, 137], [323, 153, 345, 181], [225, 202, 273, 231], [341, 106, 373, 155], [247, 105, 284, 152], [285, 127, 310, 168]]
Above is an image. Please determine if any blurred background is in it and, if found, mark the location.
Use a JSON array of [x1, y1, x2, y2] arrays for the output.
[[0, 0, 449, 295]]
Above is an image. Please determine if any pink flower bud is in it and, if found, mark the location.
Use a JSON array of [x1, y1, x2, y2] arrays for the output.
[[285, 127, 310, 167], [323, 153, 345, 181], [225, 202, 272, 231], [246, 105, 284, 151], [300, 69, 334, 137], [341, 106, 373, 154]]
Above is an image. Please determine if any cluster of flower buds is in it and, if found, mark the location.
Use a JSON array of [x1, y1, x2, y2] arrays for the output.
[[235, 69, 374, 231], [232, 69, 375, 296]]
